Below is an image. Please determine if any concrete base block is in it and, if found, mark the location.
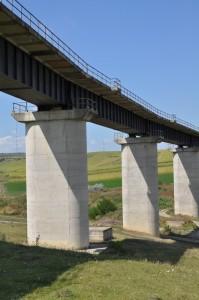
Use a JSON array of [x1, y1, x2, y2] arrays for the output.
[[89, 227, 112, 242]]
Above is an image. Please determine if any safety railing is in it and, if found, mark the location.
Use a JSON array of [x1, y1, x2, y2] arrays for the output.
[[13, 102, 37, 113], [1, 0, 199, 133], [71, 98, 97, 111]]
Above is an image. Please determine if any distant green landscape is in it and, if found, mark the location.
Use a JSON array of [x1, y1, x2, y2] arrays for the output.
[[0, 150, 174, 217]]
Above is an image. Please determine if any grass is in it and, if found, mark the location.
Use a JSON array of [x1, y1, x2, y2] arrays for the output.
[[159, 197, 174, 210], [5, 181, 26, 195], [158, 173, 173, 184], [0, 157, 26, 182], [1, 223, 199, 299], [89, 178, 122, 188]]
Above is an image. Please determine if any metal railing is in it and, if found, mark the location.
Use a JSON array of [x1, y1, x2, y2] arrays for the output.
[[13, 102, 37, 113], [1, 0, 199, 133], [72, 98, 97, 111]]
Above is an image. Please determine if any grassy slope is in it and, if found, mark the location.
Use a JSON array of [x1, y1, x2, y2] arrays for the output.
[[0, 150, 173, 185], [0, 224, 199, 300], [88, 149, 173, 185], [0, 158, 26, 183]]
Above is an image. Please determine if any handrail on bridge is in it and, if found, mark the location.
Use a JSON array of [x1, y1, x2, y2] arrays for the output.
[[1, 0, 199, 133], [13, 102, 37, 113]]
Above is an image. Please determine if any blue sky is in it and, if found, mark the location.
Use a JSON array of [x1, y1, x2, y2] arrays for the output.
[[0, 0, 199, 152]]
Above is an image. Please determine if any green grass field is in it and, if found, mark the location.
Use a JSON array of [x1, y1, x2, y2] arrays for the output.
[[0, 223, 199, 300], [0, 150, 174, 217]]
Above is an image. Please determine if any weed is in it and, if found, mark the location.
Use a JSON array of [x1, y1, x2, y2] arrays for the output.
[[0, 199, 8, 208], [162, 224, 172, 235], [109, 240, 125, 253], [159, 197, 174, 210], [183, 220, 198, 231], [0, 233, 6, 241], [36, 234, 40, 246]]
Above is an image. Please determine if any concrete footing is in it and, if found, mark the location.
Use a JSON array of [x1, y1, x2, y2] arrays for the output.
[[12, 110, 92, 249], [89, 227, 112, 242], [115, 137, 160, 237], [172, 147, 199, 217]]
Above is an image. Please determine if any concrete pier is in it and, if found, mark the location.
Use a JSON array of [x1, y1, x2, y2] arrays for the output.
[[172, 147, 199, 217], [115, 137, 160, 236], [13, 109, 93, 249]]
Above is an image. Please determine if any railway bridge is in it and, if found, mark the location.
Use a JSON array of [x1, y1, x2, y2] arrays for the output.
[[0, 0, 199, 249]]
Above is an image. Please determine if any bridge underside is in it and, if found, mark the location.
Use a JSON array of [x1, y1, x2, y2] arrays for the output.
[[0, 35, 199, 146]]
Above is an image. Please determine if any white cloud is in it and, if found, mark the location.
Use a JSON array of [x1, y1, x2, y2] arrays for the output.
[[0, 134, 25, 153], [90, 139, 96, 145]]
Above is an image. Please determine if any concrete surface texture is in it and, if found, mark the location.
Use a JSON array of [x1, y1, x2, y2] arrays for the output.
[[172, 147, 199, 217], [115, 137, 160, 237], [13, 110, 89, 249]]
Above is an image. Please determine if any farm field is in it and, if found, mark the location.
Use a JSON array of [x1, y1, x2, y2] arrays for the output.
[[0, 150, 174, 218]]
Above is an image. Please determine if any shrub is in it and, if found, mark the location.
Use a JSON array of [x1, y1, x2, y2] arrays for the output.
[[89, 206, 100, 220], [88, 183, 105, 193], [88, 198, 117, 220], [97, 198, 117, 215], [109, 240, 125, 253]]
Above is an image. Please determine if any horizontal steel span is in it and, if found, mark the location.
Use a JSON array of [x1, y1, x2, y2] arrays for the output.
[[0, 0, 199, 146]]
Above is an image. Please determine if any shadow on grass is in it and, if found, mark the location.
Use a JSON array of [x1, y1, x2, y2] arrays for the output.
[[0, 241, 92, 299], [101, 238, 198, 265], [0, 237, 198, 299]]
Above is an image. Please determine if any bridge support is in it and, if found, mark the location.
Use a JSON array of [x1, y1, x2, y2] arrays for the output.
[[12, 110, 92, 250], [115, 137, 160, 236], [172, 147, 199, 217]]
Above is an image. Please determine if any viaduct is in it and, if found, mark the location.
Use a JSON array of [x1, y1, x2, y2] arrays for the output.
[[0, 0, 199, 249]]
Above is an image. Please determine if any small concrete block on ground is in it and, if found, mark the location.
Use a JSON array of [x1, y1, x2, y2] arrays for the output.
[[89, 227, 112, 242]]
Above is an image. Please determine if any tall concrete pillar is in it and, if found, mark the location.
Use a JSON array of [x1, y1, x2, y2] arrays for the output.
[[12, 109, 92, 249], [172, 147, 199, 217], [115, 137, 160, 236]]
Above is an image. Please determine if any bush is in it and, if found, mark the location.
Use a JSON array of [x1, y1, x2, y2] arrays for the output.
[[109, 240, 125, 253], [89, 206, 100, 220], [89, 198, 117, 220], [88, 183, 105, 193], [97, 198, 117, 215]]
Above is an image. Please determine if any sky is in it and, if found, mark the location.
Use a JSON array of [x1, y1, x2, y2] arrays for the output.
[[0, 0, 199, 153]]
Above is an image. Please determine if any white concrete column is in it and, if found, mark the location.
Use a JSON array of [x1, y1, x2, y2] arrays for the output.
[[115, 137, 160, 236], [172, 147, 199, 217], [12, 110, 92, 249]]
